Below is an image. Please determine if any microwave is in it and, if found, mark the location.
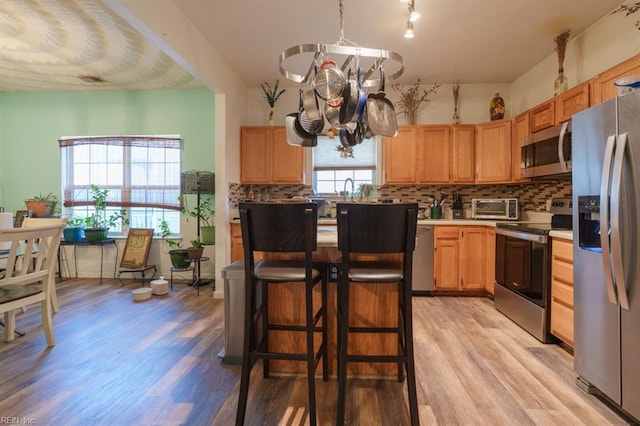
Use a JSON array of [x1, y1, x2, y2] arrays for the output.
[[521, 121, 571, 178], [472, 198, 518, 220]]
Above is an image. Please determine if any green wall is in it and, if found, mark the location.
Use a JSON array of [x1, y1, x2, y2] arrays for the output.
[[0, 88, 214, 214]]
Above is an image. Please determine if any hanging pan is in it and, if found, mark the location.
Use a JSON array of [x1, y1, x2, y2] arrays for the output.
[[366, 67, 398, 137], [296, 89, 324, 137]]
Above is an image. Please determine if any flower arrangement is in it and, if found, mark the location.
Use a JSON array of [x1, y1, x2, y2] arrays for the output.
[[612, 2, 640, 30], [391, 79, 441, 124], [554, 30, 571, 70], [260, 80, 286, 123]]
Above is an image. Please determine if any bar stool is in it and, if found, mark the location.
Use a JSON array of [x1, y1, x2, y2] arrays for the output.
[[235, 202, 328, 426], [336, 202, 419, 425]]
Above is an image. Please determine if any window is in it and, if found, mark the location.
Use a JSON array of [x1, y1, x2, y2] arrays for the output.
[[312, 136, 378, 195], [59, 136, 182, 236]]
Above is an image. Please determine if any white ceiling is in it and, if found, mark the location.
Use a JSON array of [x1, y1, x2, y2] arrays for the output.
[[0, 0, 628, 92]]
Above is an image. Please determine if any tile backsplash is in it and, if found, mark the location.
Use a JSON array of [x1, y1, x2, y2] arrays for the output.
[[229, 177, 572, 213]]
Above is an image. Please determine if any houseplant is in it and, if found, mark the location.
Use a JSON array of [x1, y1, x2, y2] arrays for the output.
[[83, 184, 128, 242], [25, 192, 59, 218], [63, 216, 85, 243], [187, 238, 204, 261], [159, 219, 191, 268], [179, 194, 215, 245]]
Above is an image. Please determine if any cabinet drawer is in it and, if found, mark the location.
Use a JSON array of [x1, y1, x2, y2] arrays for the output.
[[552, 238, 573, 261], [552, 260, 573, 284], [435, 226, 459, 239], [552, 277, 573, 307], [551, 299, 574, 346]]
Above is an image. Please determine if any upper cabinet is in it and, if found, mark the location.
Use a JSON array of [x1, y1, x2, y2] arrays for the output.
[[512, 111, 529, 182], [591, 54, 640, 105], [385, 124, 475, 185], [529, 99, 555, 133], [555, 81, 590, 124], [384, 126, 418, 184], [475, 119, 512, 183], [241, 126, 304, 184]]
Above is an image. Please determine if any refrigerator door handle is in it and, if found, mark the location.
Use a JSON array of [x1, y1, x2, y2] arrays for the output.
[[610, 131, 630, 310], [600, 134, 618, 305], [558, 121, 570, 172]]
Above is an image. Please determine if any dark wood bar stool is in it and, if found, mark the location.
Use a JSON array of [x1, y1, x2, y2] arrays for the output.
[[235, 202, 328, 426], [336, 202, 419, 425]]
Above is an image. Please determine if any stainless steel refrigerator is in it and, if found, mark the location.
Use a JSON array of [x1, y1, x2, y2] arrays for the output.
[[572, 89, 640, 422]]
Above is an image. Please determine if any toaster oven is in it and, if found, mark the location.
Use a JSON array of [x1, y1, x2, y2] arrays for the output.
[[471, 198, 518, 220]]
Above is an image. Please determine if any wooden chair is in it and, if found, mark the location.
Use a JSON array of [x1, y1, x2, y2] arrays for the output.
[[22, 217, 68, 313], [0, 223, 65, 346], [236, 202, 328, 426], [336, 202, 419, 425]]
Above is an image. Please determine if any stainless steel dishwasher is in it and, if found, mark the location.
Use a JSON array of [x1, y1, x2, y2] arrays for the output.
[[412, 225, 434, 295]]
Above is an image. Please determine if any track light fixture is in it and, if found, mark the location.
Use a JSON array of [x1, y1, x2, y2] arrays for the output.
[[404, 0, 419, 38], [404, 21, 415, 39]]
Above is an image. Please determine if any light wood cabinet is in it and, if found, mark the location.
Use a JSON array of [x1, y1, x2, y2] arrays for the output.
[[230, 223, 244, 262], [551, 238, 574, 347], [529, 99, 555, 133], [417, 125, 451, 183], [384, 126, 418, 184], [512, 111, 530, 183], [555, 81, 590, 123], [240, 126, 304, 184], [434, 226, 488, 291], [485, 228, 496, 295], [385, 125, 474, 184], [591, 54, 640, 105], [475, 120, 512, 183], [451, 125, 476, 183]]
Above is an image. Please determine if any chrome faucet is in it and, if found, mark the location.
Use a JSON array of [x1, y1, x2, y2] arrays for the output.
[[343, 177, 354, 202]]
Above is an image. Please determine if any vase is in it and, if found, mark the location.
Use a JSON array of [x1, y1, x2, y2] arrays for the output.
[[407, 110, 417, 125], [554, 68, 568, 96], [489, 93, 505, 121], [269, 108, 274, 126]]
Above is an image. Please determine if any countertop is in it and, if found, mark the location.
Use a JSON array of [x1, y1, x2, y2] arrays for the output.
[[549, 230, 573, 240]]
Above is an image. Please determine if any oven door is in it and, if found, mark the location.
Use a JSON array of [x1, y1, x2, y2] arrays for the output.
[[495, 228, 550, 307]]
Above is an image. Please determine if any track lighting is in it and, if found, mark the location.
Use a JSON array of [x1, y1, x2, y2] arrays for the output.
[[404, 22, 415, 39]]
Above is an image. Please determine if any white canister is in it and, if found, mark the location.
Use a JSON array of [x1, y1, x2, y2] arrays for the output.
[[150, 276, 169, 295], [132, 287, 153, 301]]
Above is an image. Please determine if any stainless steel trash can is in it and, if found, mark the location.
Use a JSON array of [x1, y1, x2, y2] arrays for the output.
[[221, 259, 262, 365]]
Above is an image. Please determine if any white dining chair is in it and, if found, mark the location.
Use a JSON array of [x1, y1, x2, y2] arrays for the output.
[[0, 223, 65, 346], [22, 217, 68, 313]]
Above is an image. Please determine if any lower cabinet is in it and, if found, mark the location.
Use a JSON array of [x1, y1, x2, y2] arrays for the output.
[[434, 226, 487, 291], [231, 223, 243, 262], [550, 238, 574, 346]]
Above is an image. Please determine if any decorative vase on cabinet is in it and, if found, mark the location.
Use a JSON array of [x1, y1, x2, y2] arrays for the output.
[[489, 93, 505, 121], [554, 68, 569, 96]]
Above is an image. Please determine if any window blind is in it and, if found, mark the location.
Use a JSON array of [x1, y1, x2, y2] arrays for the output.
[[313, 136, 378, 170]]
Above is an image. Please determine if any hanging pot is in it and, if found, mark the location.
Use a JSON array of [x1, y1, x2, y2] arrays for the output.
[[302, 87, 322, 120], [296, 89, 324, 136], [339, 70, 359, 126], [366, 67, 398, 137], [285, 113, 316, 147], [312, 59, 345, 101]]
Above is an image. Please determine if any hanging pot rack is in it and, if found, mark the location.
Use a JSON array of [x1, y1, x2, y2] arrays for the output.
[[278, 0, 404, 88]]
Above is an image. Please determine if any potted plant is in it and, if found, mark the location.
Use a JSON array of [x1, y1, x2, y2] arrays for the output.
[[159, 219, 191, 269], [187, 237, 204, 261], [63, 216, 85, 243], [179, 194, 216, 245], [83, 184, 128, 242], [356, 184, 376, 202], [25, 192, 59, 218]]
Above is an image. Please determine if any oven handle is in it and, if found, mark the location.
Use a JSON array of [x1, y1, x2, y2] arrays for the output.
[[610, 132, 630, 310], [599, 134, 618, 306], [557, 121, 570, 172], [495, 227, 547, 243]]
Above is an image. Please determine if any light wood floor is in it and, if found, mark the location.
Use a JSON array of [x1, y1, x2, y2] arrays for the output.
[[0, 279, 632, 425]]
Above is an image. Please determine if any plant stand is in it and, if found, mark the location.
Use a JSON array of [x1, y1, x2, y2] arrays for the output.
[[170, 256, 211, 295]]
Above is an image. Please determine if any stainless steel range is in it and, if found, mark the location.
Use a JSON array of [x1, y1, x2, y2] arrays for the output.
[[494, 198, 572, 343]]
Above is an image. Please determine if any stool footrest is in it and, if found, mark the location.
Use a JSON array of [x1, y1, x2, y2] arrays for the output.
[[346, 354, 408, 363], [348, 326, 400, 333]]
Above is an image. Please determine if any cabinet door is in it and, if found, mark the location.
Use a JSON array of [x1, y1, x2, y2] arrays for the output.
[[417, 125, 450, 183], [384, 126, 417, 184], [230, 223, 244, 262], [485, 228, 496, 295], [460, 227, 486, 290], [529, 99, 555, 133], [591, 54, 640, 104], [241, 127, 271, 183], [434, 226, 459, 290], [475, 120, 512, 183], [271, 127, 304, 183], [451, 125, 475, 183], [555, 81, 590, 123], [512, 112, 529, 182]]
